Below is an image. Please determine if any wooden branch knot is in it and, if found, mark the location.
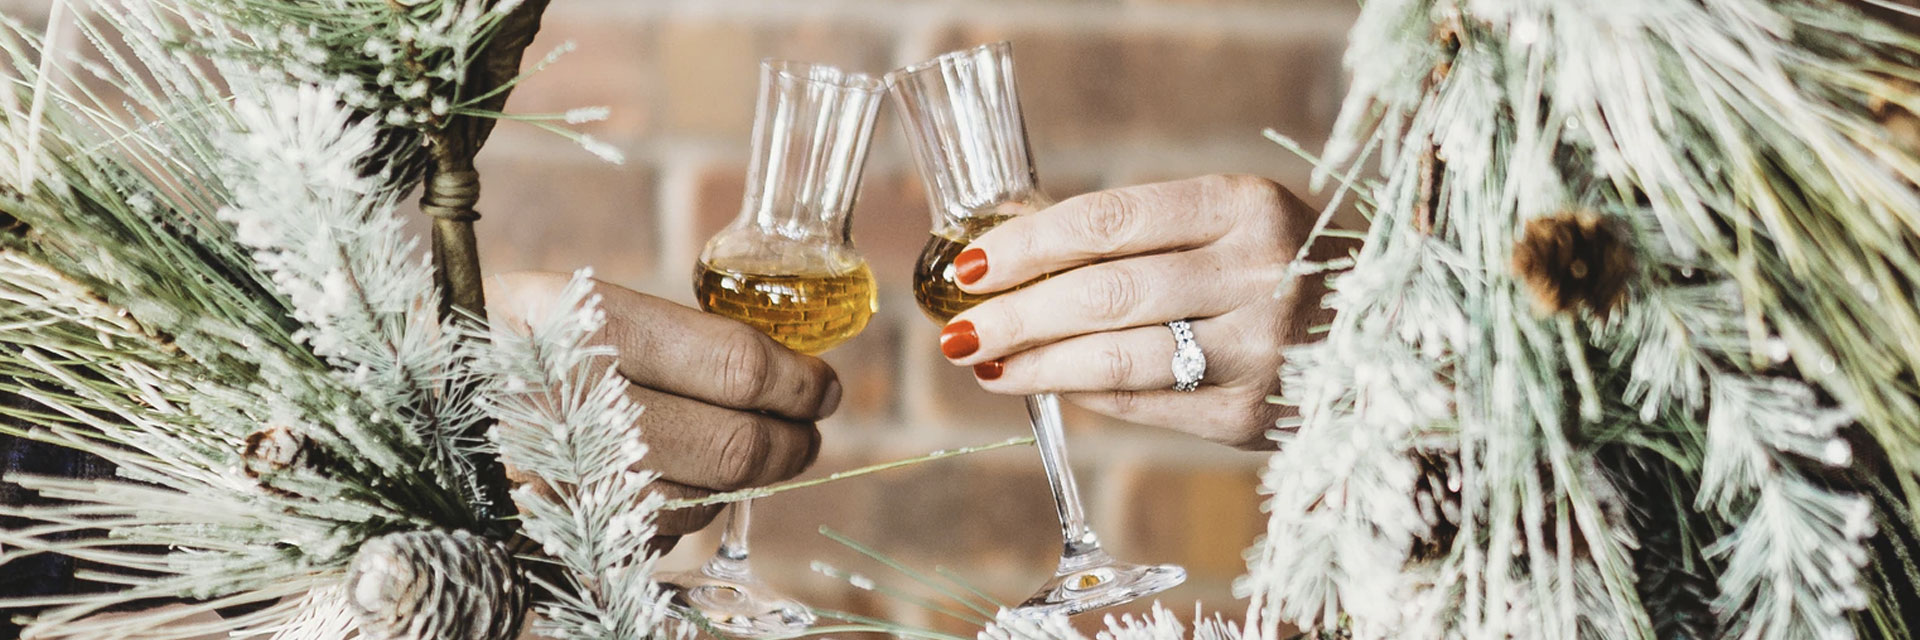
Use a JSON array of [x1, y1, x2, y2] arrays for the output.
[[421, 169, 482, 222]]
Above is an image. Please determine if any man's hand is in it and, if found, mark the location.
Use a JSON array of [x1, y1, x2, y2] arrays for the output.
[[487, 272, 841, 552]]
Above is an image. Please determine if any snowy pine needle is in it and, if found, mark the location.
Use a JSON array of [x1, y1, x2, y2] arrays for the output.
[[0, 0, 621, 635], [1250, 0, 1920, 639], [473, 271, 687, 640]]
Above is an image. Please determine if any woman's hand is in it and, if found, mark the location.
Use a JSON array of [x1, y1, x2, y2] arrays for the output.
[[487, 272, 840, 551], [936, 175, 1333, 450]]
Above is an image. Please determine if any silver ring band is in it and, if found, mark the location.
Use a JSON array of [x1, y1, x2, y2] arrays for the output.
[[1168, 320, 1206, 392]]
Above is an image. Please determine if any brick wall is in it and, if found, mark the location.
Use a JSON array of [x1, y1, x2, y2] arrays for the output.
[[2, 0, 1359, 633], [468, 1, 1358, 632]]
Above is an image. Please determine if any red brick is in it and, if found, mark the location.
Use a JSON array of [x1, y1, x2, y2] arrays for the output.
[[685, 163, 742, 258], [653, 16, 893, 138], [923, 26, 1347, 149], [654, 19, 758, 137], [459, 133, 656, 287], [503, 5, 656, 141]]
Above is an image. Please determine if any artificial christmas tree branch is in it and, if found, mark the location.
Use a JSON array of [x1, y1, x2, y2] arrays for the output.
[[0, 2, 683, 637], [419, 0, 555, 524]]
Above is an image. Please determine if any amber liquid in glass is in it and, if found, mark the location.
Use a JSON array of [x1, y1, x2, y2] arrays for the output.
[[913, 214, 1013, 322], [914, 210, 1060, 322], [695, 259, 878, 355]]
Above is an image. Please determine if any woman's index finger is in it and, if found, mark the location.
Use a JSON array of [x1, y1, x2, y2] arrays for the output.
[[957, 177, 1241, 293]]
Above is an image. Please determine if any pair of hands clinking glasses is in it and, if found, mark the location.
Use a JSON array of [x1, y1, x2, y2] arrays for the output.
[[486, 42, 1342, 631]]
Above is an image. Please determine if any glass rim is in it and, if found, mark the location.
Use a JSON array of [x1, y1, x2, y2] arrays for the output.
[[884, 41, 1013, 85], [761, 58, 885, 93]]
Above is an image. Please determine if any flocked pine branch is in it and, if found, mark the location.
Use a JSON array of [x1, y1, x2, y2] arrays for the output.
[[1, 5, 493, 531], [154, 0, 617, 175], [473, 271, 687, 640], [1249, 0, 1920, 639], [215, 81, 497, 524], [0, 234, 401, 638], [0, 1, 554, 634], [976, 604, 1244, 640]]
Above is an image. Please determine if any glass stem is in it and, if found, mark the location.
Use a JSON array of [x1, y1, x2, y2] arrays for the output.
[[703, 500, 755, 582], [1025, 393, 1109, 572]]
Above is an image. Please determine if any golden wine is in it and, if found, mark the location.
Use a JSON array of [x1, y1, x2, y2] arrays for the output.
[[694, 259, 878, 355], [913, 214, 1022, 322]]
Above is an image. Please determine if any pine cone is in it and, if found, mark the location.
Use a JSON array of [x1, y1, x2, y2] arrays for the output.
[[1869, 75, 1920, 158], [241, 426, 312, 479], [1409, 453, 1461, 562], [1511, 211, 1634, 317], [345, 529, 529, 640]]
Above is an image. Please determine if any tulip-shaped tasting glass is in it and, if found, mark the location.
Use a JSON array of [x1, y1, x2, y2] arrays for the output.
[[887, 42, 1186, 617], [665, 60, 883, 637]]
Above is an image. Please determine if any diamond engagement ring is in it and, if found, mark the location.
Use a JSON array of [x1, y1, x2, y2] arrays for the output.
[[1167, 320, 1206, 392]]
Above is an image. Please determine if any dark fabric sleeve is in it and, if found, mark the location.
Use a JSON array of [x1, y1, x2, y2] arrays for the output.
[[0, 392, 119, 638]]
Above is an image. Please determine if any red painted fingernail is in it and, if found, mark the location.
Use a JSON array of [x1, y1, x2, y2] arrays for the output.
[[954, 248, 988, 286], [973, 360, 1004, 381], [940, 320, 979, 359]]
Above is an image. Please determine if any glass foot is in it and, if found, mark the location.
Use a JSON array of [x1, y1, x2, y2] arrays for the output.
[[661, 571, 816, 638], [1015, 557, 1187, 618]]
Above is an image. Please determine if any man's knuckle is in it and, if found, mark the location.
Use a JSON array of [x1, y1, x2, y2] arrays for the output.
[[717, 420, 773, 486], [715, 331, 773, 406]]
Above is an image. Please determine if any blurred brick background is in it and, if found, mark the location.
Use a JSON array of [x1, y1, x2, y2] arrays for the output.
[[0, 0, 1358, 635], [463, 1, 1359, 634]]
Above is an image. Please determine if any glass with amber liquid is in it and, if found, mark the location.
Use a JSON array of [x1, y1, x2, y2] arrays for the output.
[[914, 212, 1020, 321], [695, 257, 876, 355], [889, 42, 1185, 617], [665, 59, 883, 638]]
